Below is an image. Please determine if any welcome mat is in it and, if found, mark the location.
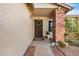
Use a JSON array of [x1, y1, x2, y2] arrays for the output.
[[33, 38, 44, 41]]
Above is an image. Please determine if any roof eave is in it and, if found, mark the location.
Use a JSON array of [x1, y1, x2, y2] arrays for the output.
[[54, 3, 73, 13]]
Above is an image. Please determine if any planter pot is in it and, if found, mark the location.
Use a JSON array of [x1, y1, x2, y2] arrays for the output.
[[47, 35, 50, 43], [51, 42, 55, 46], [47, 35, 50, 39]]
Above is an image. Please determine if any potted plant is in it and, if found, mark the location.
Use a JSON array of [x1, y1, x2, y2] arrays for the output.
[[46, 31, 50, 39]]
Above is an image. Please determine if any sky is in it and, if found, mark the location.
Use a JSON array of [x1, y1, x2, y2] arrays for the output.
[[66, 3, 79, 15]]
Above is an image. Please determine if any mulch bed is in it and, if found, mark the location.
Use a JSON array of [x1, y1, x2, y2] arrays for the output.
[[58, 46, 79, 56], [50, 46, 64, 56], [23, 46, 36, 56]]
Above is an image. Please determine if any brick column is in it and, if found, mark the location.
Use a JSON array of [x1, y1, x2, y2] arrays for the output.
[[52, 9, 65, 42]]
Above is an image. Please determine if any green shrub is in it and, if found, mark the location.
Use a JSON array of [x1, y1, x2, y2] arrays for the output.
[[65, 32, 79, 47], [46, 31, 50, 35], [57, 41, 68, 48], [67, 39, 79, 46], [65, 32, 79, 40]]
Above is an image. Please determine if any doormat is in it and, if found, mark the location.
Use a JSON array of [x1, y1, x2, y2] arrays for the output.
[[33, 38, 44, 41]]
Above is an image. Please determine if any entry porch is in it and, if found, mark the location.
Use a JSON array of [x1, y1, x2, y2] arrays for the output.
[[29, 3, 72, 42]]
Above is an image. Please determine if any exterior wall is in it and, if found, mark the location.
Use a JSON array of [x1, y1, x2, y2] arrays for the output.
[[0, 4, 33, 55], [32, 17, 49, 38]]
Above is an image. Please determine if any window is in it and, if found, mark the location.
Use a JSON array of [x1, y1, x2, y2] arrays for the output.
[[48, 21, 53, 32]]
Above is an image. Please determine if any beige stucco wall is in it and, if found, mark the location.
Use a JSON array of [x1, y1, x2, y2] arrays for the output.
[[0, 3, 33, 56], [32, 17, 50, 37]]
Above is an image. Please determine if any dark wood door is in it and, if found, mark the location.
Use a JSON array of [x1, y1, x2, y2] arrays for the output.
[[34, 20, 43, 38]]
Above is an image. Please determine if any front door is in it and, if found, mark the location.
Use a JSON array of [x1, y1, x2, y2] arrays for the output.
[[34, 20, 43, 38]]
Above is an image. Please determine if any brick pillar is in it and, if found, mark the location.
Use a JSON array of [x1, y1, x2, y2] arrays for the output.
[[52, 9, 65, 42]]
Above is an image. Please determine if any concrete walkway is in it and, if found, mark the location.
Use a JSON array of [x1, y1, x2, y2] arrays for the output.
[[34, 45, 54, 56], [31, 39, 55, 56]]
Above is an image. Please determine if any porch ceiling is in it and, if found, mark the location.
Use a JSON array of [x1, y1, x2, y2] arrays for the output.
[[26, 3, 73, 17], [32, 8, 55, 17]]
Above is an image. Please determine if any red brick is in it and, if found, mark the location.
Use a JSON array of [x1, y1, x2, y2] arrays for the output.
[[52, 9, 65, 42]]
